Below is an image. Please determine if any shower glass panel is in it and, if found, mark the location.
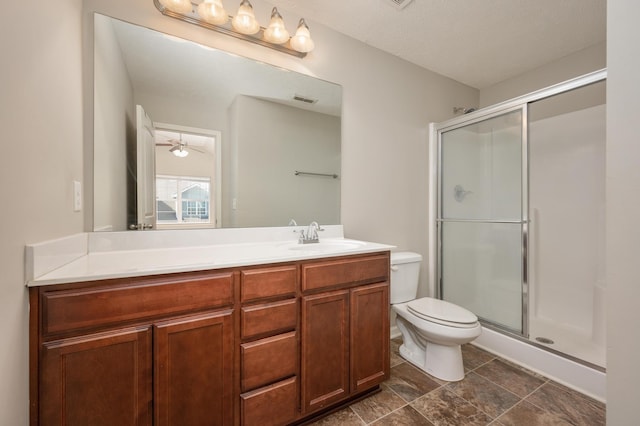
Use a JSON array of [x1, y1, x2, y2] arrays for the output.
[[439, 109, 524, 334]]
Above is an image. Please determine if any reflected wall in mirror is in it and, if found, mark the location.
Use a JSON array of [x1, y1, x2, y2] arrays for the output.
[[93, 13, 342, 232]]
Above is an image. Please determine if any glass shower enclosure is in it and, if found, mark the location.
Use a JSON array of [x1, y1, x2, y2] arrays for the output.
[[431, 70, 607, 367]]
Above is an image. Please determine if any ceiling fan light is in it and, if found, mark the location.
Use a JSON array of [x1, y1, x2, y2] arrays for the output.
[[263, 7, 289, 44], [170, 145, 189, 157], [290, 18, 314, 53], [159, 0, 193, 14], [197, 0, 228, 25], [231, 0, 260, 35]]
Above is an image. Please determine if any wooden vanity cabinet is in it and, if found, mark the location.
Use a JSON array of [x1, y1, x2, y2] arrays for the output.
[[239, 266, 299, 426], [300, 254, 390, 416], [154, 310, 234, 426], [30, 252, 390, 426], [30, 270, 235, 426], [39, 325, 153, 425]]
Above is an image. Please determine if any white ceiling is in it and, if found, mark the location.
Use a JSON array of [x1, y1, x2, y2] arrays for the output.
[[108, 16, 342, 117], [269, 0, 607, 89]]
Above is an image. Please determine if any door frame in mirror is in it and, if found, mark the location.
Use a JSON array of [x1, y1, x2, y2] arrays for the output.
[[153, 122, 223, 230]]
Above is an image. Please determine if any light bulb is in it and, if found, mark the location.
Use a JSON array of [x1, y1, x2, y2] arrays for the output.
[[170, 144, 190, 157], [197, 0, 228, 25], [159, 0, 192, 14], [173, 147, 189, 157], [231, 0, 260, 35], [290, 19, 314, 53], [263, 7, 289, 44]]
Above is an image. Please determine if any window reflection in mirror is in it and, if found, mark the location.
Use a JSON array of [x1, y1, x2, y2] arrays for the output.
[[155, 126, 221, 229], [92, 13, 342, 232]]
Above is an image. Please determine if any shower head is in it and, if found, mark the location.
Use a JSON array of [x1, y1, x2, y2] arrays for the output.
[[453, 107, 477, 115]]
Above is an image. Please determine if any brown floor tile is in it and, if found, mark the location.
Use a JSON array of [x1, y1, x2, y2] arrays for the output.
[[526, 382, 606, 426], [349, 385, 407, 424], [411, 387, 494, 426], [372, 405, 435, 425], [307, 407, 365, 425], [390, 339, 405, 367], [309, 338, 605, 426], [474, 359, 547, 398], [496, 400, 574, 426], [462, 344, 496, 371], [386, 362, 442, 402], [447, 372, 520, 418], [391, 337, 402, 352]]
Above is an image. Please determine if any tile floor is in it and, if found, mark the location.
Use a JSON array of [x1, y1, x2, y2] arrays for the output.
[[309, 338, 606, 425]]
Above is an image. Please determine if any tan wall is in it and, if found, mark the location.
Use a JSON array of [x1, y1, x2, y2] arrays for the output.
[[0, 0, 479, 423], [479, 41, 606, 107], [606, 0, 640, 423], [0, 0, 84, 424]]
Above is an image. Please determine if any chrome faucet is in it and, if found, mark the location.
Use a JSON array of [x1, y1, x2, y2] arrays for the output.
[[298, 221, 323, 244]]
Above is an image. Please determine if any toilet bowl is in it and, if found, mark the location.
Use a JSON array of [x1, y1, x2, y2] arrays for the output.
[[391, 252, 481, 381]]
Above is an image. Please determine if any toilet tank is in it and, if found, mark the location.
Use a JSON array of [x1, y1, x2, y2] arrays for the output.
[[390, 252, 422, 304]]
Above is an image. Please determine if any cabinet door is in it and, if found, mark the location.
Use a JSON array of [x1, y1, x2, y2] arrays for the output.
[[301, 290, 349, 414], [350, 282, 390, 393], [40, 326, 152, 426], [154, 310, 234, 426]]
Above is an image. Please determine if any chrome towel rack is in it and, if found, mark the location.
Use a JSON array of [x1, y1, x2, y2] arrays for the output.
[[294, 170, 339, 179]]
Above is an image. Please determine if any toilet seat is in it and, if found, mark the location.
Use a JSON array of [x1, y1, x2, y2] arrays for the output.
[[407, 297, 479, 329]]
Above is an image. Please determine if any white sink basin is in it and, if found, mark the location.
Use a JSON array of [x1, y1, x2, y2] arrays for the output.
[[287, 240, 367, 251]]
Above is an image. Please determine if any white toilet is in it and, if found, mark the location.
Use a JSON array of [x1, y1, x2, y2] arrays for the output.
[[391, 252, 481, 381]]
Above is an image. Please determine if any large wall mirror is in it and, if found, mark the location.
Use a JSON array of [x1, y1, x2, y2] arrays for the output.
[[93, 13, 342, 232]]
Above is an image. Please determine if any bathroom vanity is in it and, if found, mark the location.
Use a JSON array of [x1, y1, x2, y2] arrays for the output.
[[27, 229, 392, 425]]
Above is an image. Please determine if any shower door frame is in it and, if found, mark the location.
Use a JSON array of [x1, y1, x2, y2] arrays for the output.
[[429, 69, 607, 339]]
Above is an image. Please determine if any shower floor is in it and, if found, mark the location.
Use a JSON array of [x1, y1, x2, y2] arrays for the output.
[[528, 316, 606, 368]]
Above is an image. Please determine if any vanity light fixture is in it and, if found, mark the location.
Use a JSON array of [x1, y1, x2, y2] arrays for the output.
[[159, 0, 193, 14], [153, 0, 315, 57], [290, 19, 314, 53], [197, 0, 228, 25], [231, 0, 260, 35], [263, 7, 289, 44]]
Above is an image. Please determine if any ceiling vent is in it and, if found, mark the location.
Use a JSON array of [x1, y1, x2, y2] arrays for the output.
[[293, 94, 318, 104], [385, 0, 414, 10]]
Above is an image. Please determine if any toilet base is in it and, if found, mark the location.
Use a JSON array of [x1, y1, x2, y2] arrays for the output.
[[399, 341, 465, 382]]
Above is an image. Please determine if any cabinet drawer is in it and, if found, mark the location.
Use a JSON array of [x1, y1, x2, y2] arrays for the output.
[[241, 377, 297, 426], [42, 272, 234, 336], [241, 299, 297, 339], [241, 266, 297, 302], [241, 332, 297, 392], [301, 254, 389, 292]]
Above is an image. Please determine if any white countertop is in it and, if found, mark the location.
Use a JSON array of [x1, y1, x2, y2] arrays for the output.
[[26, 226, 394, 286]]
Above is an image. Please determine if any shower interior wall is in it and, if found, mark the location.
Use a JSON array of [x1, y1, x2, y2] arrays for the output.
[[528, 101, 606, 367]]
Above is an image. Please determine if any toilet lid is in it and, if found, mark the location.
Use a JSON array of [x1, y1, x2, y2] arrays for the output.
[[407, 297, 478, 326]]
